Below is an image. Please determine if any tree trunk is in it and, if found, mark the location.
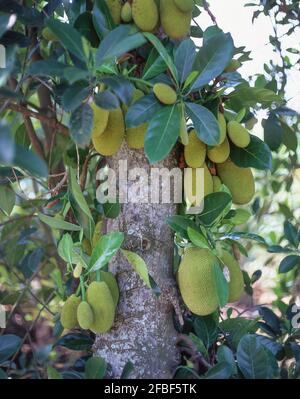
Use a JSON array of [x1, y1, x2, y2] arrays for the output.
[[93, 143, 180, 379]]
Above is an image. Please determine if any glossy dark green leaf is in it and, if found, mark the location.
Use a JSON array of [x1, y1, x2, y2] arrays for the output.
[[0, 185, 15, 215], [94, 91, 120, 109], [0, 13, 15, 39], [198, 192, 232, 226], [166, 215, 198, 238], [0, 334, 22, 363], [61, 83, 90, 112], [55, 333, 94, 351], [125, 94, 163, 128], [217, 346, 237, 374], [174, 38, 197, 84], [19, 248, 43, 279], [187, 227, 210, 249], [191, 32, 234, 91], [120, 361, 134, 379], [85, 357, 107, 379], [284, 220, 299, 248], [204, 361, 233, 379], [222, 232, 266, 245], [143, 48, 167, 80], [89, 231, 124, 272], [259, 306, 281, 335], [74, 11, 99, 48], [281, 122, 298, 152], [279, 255, 300, 274], [27, 60, 89, 83], [264, 112, 283, 151], [194, 315, 218, 348], [100, 76, 134, 105], [103, 201, 121, 219], [228, 85, 281, 110], [38, 213, 81, 231], [12, 145, 48, 177], [220, 317, 258, 349], [230, 135, 272, 170], [255, 335, 283, 357], [145, 104, 180, 163], [70, 104, 93, 147], [213, 263, 229, 307], [92, 0, 114, 39], [185, 102, 220, 146]]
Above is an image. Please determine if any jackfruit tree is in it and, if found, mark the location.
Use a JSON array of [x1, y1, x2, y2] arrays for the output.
[[0, 0, 299, 380]]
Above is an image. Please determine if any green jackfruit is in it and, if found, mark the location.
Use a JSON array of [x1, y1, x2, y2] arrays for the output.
[[179, 113, 189, 145], [106, 0, 122, 24], [220, 250, 244, 302], [227, 121, 250, 148], [218, 112, 227, 144], [212, 175, 222, 192], [153, 83, 177, 105], [207, 137, 230, 163], [121, 2, 133, 22], [184, 163, 213, 206], [92, 108, 125, 156], [61, 294, 81, 329], [100, 271, 119, 307], [184, 130, 206, 168], [132, 0, 159, 32], [217, 160, 255, 205], [87, 281, 115, 333], [73, 263, 83, 279], [160, 0, 192, 39], [174, 0, 194, 12], [42, 27, 58, 42], [178, 247, 220, 316], [225, 59, 241, 73], [91, 103, 109, 138], [77, 301, 94, 330], [126, 89, 147, 149]]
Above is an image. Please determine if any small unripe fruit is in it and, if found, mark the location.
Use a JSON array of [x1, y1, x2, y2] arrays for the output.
[[60, 294, 81, 329], [227, 121, 251, 148], [218, 112, 227, 144], [132, 0, 159, 32], [121, 2, 133, 22], [126, 89, 147, 149], [212, 176, 222, 192], [91, 103, 109, 138], [106, 0, 122, 24], [184, 130, 206, 168], [179, 114, 189, 145], [77, 301, 94, 330], [100, 271, 119, 307], [153, 83, 177, 105], [87, 281, 115, 333], [220, 250, 244, 302], [174, 0, 194, 12], [160, 0, 192, 40], [73, 263, 83, 279], [207, 137, 230, 164]]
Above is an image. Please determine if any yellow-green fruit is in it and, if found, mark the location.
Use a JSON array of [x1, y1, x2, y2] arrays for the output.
[[100, 271, 119, 307], [225, 59, 241, 73], [77, 301, 94, 330], [132, 0, 159, 32], [207, 137, 230, 164], [121, 2, 133, 22], [217, 160, 255, 205], [91, 103, 109, 138], [230, 209, 251, 225], [212, 176, 222, 192], [42, 27, 58, 42], [160, 0, 192, 40], [178, 248, 220, 316], [184, 130, 206, 168], [153, 83, 177, 105], [185, 163, 213, 205], [179, 115, 189, 145], [106, 0, 122, 24], [73, 263, 83, 279], [218, 112, 227, 144], [87, 281, 115, 333], [227, 121, 251, 148], [60, 294, 81, 329], [92, 108, 125, 156], [174, 0, 194, 12], [220, 250, 244, 302], [126, 89, 147, 149]]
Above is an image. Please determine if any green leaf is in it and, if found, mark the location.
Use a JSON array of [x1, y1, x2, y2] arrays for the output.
[[61, 83, 90, 112], [198, 192, 232, 226], [27, 60, 89, 83], [54, 333, 93, 351], [92, 0, 114, 39], [145, 104, 180, 163], [94, 91, 120, 109], [47, 366, 62, 380], [70, 104, 93, 148], [264, 113, 283, 151], [143, 48, 167, 80], [0, 369, 8, 379], [0, 123, 14, 164], [230, 135, 272, 170], [0, 185, 15, 215], [237, 334, 277, 379], [191, 31, 234, 91], [69, 168, 93, 221], [89, 232, 124, 272], [58, 234, 74, 264], [0, 334, 22, 363], [11, 145, 48, 178], [121, 250, 151, 288], [204, 361, 233, 379], [166, 215, 198, 238], [143, 32, 178, 84], [212, 263, 229, 307], [174, 38, 196, 84], [103, 201, 121, 219], [279, 255, 300, 274], [284, 221, 299, 248], [96, 25, 146, 65], [187, 227, 210, 249], [19, 248, 43, 279], [125, 94, 163, 128], [0, 13, 15, 39], [47, 18, 86, 62], [222, 232, 266, 245], [220, 318, 258, 349], [100, 75, 134, 105], [217, 346, 237, 374], [282, 122, 298, 152], [228, 85, 281, 110], [38, 213, 81, 231], [194, 315, 218, 348], [85, 357, 107, 379], [185, 102, 220, 146], [120, 361, 134, 379]]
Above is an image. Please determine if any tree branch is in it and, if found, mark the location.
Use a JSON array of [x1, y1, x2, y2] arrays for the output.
[[203, 1, 218, 26]]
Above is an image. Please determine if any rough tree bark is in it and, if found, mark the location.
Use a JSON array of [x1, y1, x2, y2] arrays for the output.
[[93, 143, 180, 378]]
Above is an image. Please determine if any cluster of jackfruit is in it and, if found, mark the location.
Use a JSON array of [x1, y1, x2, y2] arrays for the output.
[[60, 271, 119, 333], [178, 247, 244, 316], [106, 0, 194, 40], [183, 113, 255, 205]]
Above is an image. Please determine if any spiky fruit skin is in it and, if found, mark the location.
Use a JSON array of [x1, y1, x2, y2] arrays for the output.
[[225, 59, 241, 73], [221, 250, 244, 302], [132, 0, 159, 32], [174, 0, 194, 12], [106, 0, 122, 24], [207, 137, 230, 164], [61, 295, 81, 329], [121, 2, 133, 22], [77, 301, 94, 330], [184, 130, 206, 168], [160, 0, 192, 39], [178, 248, 220, 316], [91, 103, 109, 138], [185, 163, 213, 205], [212, 176, 222, 192], [227, 121, 251, 148], [92, 108, 125, 156], [218, 112, 227, 144], [126, 89, 147, 149], [87, 281, 115, 333], [217, 160, 255, 205], [153, 83, 177, 105], [99, 271, 119, 307], [42, 27, 58, 42]]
